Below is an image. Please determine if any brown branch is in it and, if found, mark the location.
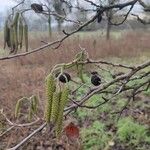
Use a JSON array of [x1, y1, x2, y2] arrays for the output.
[[84, 0, 100, 7], [42, 11, 81, 25], [0, 13, 98, 61], [110, 2, 135, 26], [0, 109, 41, 127], [12, 0, 25, 16], [132, 14, 150, 24], [6, 59, 150, 149], [65, 60, 150, 113], [83, 59, 135, 69], [138, 0, 149, 8], [8, 123, 47, 150], [0, 126, 15, 138], [0, 0, 139, 61]]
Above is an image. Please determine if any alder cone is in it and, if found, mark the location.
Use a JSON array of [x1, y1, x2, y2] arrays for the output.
[[31, 3, 43, 13], [91, 72, 101, 86], [55, 72, 71, 83]]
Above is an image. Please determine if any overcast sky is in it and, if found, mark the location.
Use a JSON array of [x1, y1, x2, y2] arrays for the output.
[[0, 0, 146, 14], [0, 0, 15, 13]]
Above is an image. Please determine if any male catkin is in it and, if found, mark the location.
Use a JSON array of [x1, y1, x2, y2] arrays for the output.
[[51, 92, 61, 124], [76, 52, 85, 83], [13, 13, 20, 53], [55, 87, 69, 138], [12, 12, 19, 26], [28, 105, 33, 121], [18, 17, 23, 49], [10, 27, 15, 52], [23, 24, 28, 52], [15, 99, 22, 118], [44, 74, 56, 123], [4, 20, 10, 49], [31, 95, 38, 113]]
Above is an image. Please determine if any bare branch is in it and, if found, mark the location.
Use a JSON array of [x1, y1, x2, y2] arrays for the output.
[[0, 0, 140, 61], [0, 110, 41, 127], [8, 123, 47, 150], [132, 14, 150, 24], [65, 60, 150, 113], [84, 0, 100, 7]]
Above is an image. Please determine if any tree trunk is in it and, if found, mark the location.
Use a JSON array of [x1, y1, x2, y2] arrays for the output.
[[106, 12, 112, 40], [48, 14, 52, 38], [106, 0, 114, 40], [57, 19, 62, 33]]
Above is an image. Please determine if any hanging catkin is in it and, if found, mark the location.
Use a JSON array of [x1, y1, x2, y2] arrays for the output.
[[44, 74, 56, 123], [4, 19, 10, 49], [55, 87, 69, 138], [76, 51, 85, 83], [18, 17, 23, 49], [13, 12, 20, 53], [23, 24, 28, 52], [51, 92, 61, 124]]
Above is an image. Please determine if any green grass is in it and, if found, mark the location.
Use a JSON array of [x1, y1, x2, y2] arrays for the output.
[[81, 121, 111, 150], [71, 64, 150, 150], [117, 117, 150, 146]]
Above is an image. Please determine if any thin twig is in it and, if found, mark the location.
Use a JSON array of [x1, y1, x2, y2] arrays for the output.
[[0, 0, 139, 61], [8, 123, 47, 150]]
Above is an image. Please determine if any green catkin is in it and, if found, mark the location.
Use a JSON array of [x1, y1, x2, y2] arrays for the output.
[[51, 92, 61, 124], [76, 51, 85, 83], [15, 99, 22, 118], [44, 74, 56, 123], [55, 87, 69, 139], [31, 95, 38, 113], [4, 19, 10, 49], [28, 95, 39, 121], [15, 97, 29, 118], [23, 24, 28, 52], [12, 12, 19, 26], [13, 13, 20, 53], [28, 105, 33, 121], [10, 26, 15, 52], [13, 25, 18, 53], [18, 17, 23, 49]]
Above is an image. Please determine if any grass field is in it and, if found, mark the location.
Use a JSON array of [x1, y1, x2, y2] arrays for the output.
[[0, 30, 150, 149]]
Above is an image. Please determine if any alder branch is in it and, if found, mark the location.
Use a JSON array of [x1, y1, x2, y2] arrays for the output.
[[84, 0, 100, 7], [84, 59, 135, 69], [138, 0, 150, 11], [0, 0, 139, 61], [2, 0, 149, 148], [6, 58, 149, 149], [132, 14, 150, 24], [110, 2, 135, 26], [8, 123, 47, 150], [0, 109, 41, 127], [12, 0, 25, 16], [65, 60, 150, 113], [0, 126, 15, 138], [42, 11, 81, 25]]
